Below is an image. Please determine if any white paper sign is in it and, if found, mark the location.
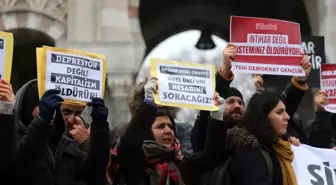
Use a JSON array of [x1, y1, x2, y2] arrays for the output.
[[292, 144, 336, 185], [153, 60, 216, 110], [46, 50, 104, 102]]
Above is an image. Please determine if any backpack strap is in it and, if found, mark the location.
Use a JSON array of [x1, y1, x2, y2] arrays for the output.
[[224, 158, 232, 185], [258, 147, 273, 180]]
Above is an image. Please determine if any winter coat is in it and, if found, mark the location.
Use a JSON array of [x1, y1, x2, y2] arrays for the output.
[[14, 80, 110, 185], [116, 101, 235, 185]]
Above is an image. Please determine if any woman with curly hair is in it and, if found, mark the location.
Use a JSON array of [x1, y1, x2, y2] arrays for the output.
[[107, 77, 235, 185], [227, 91, 296, 185]]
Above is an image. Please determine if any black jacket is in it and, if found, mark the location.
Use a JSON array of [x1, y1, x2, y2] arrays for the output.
[[281, 79, 307, 143], [307, 111, 332, 148], [0, 113, 16, 181], [228, 127, 283, 185], [229, 147, 282, 185], [13, 79, 110, 185], [117, 101, 234, 185], [14, 111, 110, 185], [324, 113, 336, 148]]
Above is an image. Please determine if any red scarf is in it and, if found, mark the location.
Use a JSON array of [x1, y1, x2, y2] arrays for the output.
[[106, 139, 184, 185]]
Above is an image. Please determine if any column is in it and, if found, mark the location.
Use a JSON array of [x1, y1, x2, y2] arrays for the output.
[[96, 0, 132, 42], [67, 0, 97, 42]]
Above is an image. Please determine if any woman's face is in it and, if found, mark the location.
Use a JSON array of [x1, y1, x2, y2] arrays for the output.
[[151, 116, 175, 148], [268, 101, 290, 136]]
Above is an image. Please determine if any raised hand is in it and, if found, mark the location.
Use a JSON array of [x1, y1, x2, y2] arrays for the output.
[[253, 74, 265, 92], [220, 43, 237, 78], [295, 51, 311, 82], [210, 92, 226, 121], [314, 90, 328, 111], [39, 89, 64, 122], [144, 77, 158, 101], [0, 79, 15, 102], [87, 97, 108, 123]]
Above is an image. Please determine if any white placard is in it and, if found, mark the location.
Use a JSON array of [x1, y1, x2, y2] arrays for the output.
[[45, 50, 104, 103]]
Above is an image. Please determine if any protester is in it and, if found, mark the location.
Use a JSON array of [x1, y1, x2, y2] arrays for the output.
[[0, 80, 16, 180], [191, 44, 310, 185], [254, 75, 333, 147], [127, 79, 193, 154], [306, 90, 333, 148], [14, 79, 110, 185], [192, 43, 311, 151], [227, 91, 296, 185], [60, 103, 91, 153], [107, 77, 234, 185]]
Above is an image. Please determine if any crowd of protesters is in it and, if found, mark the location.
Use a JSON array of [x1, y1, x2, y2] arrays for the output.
[[0, 43, 335, 185]]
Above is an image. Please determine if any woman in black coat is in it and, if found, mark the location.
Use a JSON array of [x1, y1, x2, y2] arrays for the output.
[[227, 91, 297, 185], [107, 77, 234, 185]]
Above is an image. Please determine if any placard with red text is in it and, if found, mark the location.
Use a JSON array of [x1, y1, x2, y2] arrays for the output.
[[320, 64, 336, 113], [230, 16, 304, 76]]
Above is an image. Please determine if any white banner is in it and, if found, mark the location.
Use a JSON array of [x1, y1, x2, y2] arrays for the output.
[[292, 144, 336, 185]]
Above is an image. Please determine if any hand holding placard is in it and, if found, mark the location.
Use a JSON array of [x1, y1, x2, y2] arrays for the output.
[[144, 77, 158, 102], [39, 89, 64, 123], [253, 74, 265, 92], [0, 79, 15, 102], [210, 92, 226, 121], [295, 52, 312, 82], [87, 97, 108, 123], [314, 90, 328, 111], [220, 43, 237, 79]]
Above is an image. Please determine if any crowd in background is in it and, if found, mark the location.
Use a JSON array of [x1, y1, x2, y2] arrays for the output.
[[0, 43, 335, 185]]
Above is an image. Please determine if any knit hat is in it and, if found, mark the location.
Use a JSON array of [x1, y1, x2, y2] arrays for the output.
[[21, 82, 40, 127], [224, 87, 244, 102]]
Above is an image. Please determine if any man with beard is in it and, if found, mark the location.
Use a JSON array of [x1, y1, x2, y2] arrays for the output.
[[222, 87, 244, 120], [191, 86, 244, 152]]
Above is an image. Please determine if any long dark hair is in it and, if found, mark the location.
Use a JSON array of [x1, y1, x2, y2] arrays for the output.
[[128, 79, 179, 141], [240, 91, 285, 145]]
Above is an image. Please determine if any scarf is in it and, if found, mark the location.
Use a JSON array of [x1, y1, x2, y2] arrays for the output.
[[143, 140, 184, 185], [106, 139, 185, 185], [272, 139, 297, 185]]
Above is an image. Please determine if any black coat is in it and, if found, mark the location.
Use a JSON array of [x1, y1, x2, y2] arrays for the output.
[[14, 112, 110, 185], [0, 113, 16, 181], [117, 101, 234, 185], [229, 146, 282, 185]]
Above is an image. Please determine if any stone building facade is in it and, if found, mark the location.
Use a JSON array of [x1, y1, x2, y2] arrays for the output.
[[0, 0, 335, 127]]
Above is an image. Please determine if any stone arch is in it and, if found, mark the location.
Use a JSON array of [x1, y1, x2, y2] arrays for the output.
[[0, 0, 67, 40]]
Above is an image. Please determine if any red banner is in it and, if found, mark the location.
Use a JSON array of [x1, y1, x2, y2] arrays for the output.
[[230, 16, 304, 76], [320, 64, 336, 113]]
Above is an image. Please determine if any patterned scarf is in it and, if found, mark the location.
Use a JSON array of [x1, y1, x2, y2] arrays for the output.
[[272, 139, 297, 185], [106, 139, 185, 185]]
